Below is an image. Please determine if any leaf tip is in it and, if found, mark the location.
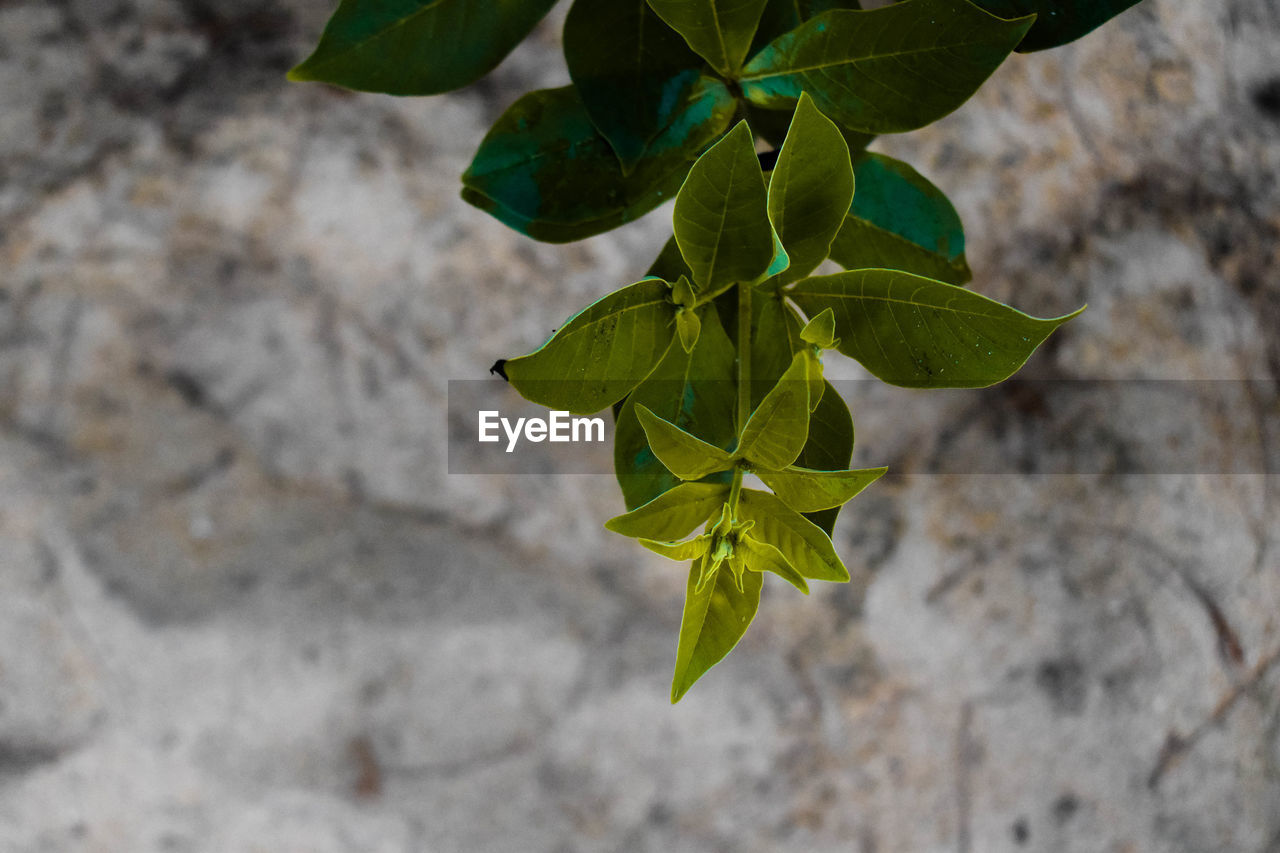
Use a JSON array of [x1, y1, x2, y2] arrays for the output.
[[489, 359, 508, 380], [1057, 304, 1088, 323], [285, 62, 312, 83], [670, 671, 697, 703]]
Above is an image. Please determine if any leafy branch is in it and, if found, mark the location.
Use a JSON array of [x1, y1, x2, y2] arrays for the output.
[[291, 0, 1141, 700]]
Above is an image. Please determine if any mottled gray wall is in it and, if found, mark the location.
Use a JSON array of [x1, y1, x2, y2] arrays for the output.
[[0, 1, 1277, 851]]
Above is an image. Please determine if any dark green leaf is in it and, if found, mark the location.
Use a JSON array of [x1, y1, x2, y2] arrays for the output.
[[830, 153, 971, 285], [749, 0, 862, 58], [636, 404, 737, 479], [463, 84, 736, 242], [737, 352, 810, 470], [744, 290, 804, 412], [740, 0, 1034, 134], [605, 482, 730, 539], [671, 557, 762, 702], [749, 105, 875, 155], [615, 306, 738, 508], [789, 269, 1084, 388], [756, 464, 886, 512], [737, 488, 849, 581], [792, 379, 855, 534], [647, 0, 771, 77], [289, 0, 557, 95], [766, 93, 854, 283], [674, 122, 775, 295], [565, 0, 705, 172], [647, 236, 695, 282], [973, 0, 1140, 51], [504, 279, 676, 413]]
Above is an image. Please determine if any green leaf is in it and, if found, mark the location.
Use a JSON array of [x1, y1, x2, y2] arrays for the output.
[[972, 0, 1140, 51], [736, 352, 811, 470], [671, 275, 698, 309], [646, 0, 771, 77], [740, 0, 1034, 134], [636, 404, 737, 480], [748, 104, 875, 155], [746, 291, 804, 410], [564, 0, 705, 172], [800, 308, 837, 349], [792, 379, 855, 534], [756, 465, 886, 512], [671, 557, 762, 702], [673, 122, 774, 295], [739, 535, 809, 594], [676, 309, 702, 354], [605, 482, 730, 540], [647, 236, 695, 282], [640, 535, 712, 561], [289, 0, 558, 95], [766, 93, 854, 283], [737, 488, 849, 582], [462, 83, 736, 242], [763, 227, 791, 281], [829, 153, 971, 285], [615, 305, 737, 508], [801, 350, 825, 411], [790, 270, 1084, 388], [504, 278, 676, 413], [749, 0, 862, 58]]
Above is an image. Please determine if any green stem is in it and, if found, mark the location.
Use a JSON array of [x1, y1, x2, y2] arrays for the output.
[[737, 281, 752, 430], [729, 280, 752, 514]]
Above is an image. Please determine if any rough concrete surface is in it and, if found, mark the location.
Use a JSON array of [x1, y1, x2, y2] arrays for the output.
[[0, 1, 1277, 851]]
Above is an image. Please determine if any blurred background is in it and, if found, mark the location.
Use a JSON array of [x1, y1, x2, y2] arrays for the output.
[[1, 0, 1278, 850]]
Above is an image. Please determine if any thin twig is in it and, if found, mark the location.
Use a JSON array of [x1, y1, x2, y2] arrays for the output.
[[1148, 646, 1280, 789]]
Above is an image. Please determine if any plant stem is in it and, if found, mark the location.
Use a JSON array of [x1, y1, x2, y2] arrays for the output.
[[737, 281, 752, 431], [729, 280, 752, 514]]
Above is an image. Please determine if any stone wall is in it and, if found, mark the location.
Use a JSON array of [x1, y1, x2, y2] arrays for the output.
[[0, 1, 1276, 851]]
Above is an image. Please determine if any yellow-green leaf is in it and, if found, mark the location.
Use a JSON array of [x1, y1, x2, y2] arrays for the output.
[[766, 93, 854, 283], [640, 535, 713, 561], [756, 465, 886, 512], [736, 351, 811, 469], [739, 534, 809, 594], [673, 122, 774, 295], [737, 488, 849, 582], [504, 278, 676, 414], [789, 269, 1084, 388], [671, 557, 762, 702], [605, 482, 730, 540], [636, 404, 737, 480], [614, 305, 737, 508]]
